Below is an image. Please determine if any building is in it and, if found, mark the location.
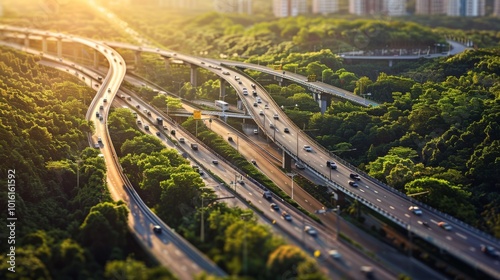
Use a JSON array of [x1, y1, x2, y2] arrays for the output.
[[446, 0, 485, 16], [494, 0, 500, 16], [415, 0, 446, 15], [312, 0, 339, 15], [349, 0, 406, 16], [214, 0, 252, 14], [273, 0, 307, 17]]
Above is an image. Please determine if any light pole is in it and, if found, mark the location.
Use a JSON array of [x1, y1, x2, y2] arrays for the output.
[[286, 173, 296, 200], [228, 132, 239, 153]]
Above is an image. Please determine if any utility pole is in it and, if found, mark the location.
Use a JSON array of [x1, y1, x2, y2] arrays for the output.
[[286, 173, 296, 200]]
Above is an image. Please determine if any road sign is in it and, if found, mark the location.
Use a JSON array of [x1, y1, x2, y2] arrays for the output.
[[193, 110, 201, 120]]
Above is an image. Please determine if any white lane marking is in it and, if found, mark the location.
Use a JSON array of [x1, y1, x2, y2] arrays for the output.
[[446, 236, 453, 241], [405, 214, 410, 218], [365, 185, 369, 189], [374, 190, 378, 194], [469, 247, 476, 252], [359, 189, 365, 192], [390, 206, 395, 210], [376, 199, 381, 202], [456, 232, 467, 240]]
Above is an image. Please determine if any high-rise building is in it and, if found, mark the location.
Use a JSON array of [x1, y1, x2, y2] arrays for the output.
[[273, 0, 307, 17], [494, 0, 500, 16], [312, 0, 339, 15], [415, 0, 446, 15], [349, 0, 406, 16], [349, 0, 383, 15], [383, 0, 406, 15], [214, 0, 252, 14], [446, 0, 485, 16]]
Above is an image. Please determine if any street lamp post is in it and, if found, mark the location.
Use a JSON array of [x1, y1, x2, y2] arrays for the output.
[[286, 173, 297, 200]]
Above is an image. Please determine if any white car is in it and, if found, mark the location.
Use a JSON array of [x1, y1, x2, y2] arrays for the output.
[[303, 145, 312, 152], [328, 250, 342, 259]]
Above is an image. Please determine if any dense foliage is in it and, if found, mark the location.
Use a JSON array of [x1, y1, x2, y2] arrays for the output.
[[0, 47, 174, 278]]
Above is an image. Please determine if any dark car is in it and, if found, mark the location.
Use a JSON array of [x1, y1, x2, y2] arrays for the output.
[[153, 225, 162, 234], [191, 143, 199, 150], [326, 160, 337, 169], [281, 211, 292, 221], [349, 173, 361, 180], [284, 128, 290, 133], [481, 245, 500, 258], [348, 180, 359, 187], [270, 203, 280, 211]]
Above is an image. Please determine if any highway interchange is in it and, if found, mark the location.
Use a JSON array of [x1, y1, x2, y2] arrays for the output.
[[1, 24, 499, 279]]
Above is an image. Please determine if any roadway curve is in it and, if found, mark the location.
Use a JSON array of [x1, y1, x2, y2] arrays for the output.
[[105, 42, 500, 279], [0, 26, 226, 280]]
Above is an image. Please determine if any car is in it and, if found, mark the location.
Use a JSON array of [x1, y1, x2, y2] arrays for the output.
[[273, 113, 279, 120], [147, 111, 152, 116], [200, 61, 204, 64], [99, 116, 103, 121], [326, 160, 337, 169], [303, 145, 312, 152], [295, 161, 305, 170], [136, 104, 140, 109], [259, 110, 264, 116], [144, 125, 149, 131], [212, 159, 219, 165], [349, 173, 361, 180], [153, 225, 162, 234], [263, 191, 272, 200], [238, 81, 242, 85], [171, 130, 176, 136], [253, 129, 258, 134], [422, 221, 430, 227], [127, 96, 132, 101], [348, 180, 359, 187], [228, 136, 233, 142], [242, 90, 248, 96], [191, 143, 198, 150], [103, 98, 107, 103], [156, 131, 161, 136], [162, 125, 168, 130], [234, 76, 240, 80], [137, 119, 142, 125], [438, 222, 452, 231], [252, 90, 257, 96], [99, 105, 104, 110], [481, 245, 500, 258], [222, 71, 230, 75], [409, 206, 422, 215], [179, 137, 185, 143], [97, 137, 102, 143], [281, 211, 292, 221], [256, 97, 262, 104], [264, 104, 269, 109], [284, 127, 290, 133], [253, 102, 258, 107], [360, 266, 374, 278], [237, 179, 245, 185], [94, 143, 100, 149], [108, 88, 111, 93], [251, 159, 257, 165], [304, 226, 318, 237], [328, 250, 342, 259], [251, 83, 256, 89], [96, 112, 100, 118], [269, 123, 274, 129], [270, 203, 279, 211]]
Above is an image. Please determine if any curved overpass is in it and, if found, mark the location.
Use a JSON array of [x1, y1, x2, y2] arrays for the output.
[[103, 41, 500, 279], [0, 25, 226, 279]]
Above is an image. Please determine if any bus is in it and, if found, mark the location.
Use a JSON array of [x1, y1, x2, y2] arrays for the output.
[[215, 100, 229, 111]]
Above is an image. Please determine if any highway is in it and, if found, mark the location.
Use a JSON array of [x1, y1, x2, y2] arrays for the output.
[[2, 25, 499, 279], [0, 27, 226, 280]]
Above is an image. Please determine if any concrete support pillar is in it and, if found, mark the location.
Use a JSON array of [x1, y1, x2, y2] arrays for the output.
[[134, 51, 141, 67], [42, 36, 47, 53], [282, 152, 293, 171], [275, 75, 284, 86], [190, 64, 198, 87], [24, 34, 29, 48], [389, 59, 393, 67], [93, 49, 99, 69], [219, 78, 226, 100], [57, 38, 62, 58], [318, 93, 331, 115]]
